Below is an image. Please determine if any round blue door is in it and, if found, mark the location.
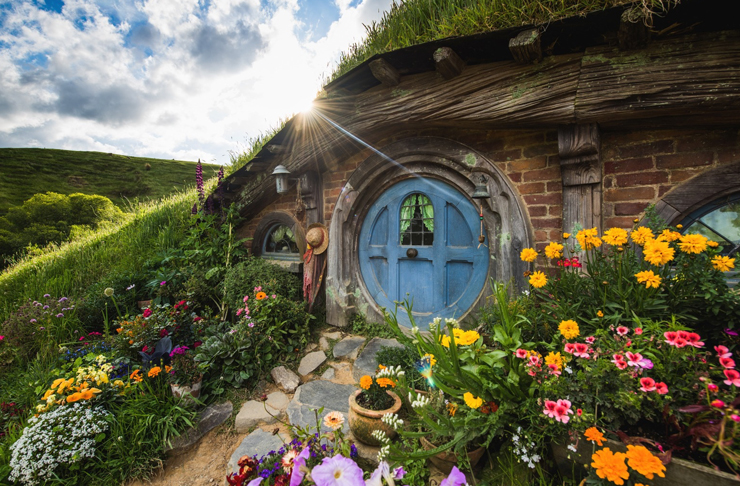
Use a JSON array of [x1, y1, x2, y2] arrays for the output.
[[358, 178, 489, 327]]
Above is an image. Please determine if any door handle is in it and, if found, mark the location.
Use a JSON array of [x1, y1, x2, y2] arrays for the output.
[[406, 248, 418, 258]]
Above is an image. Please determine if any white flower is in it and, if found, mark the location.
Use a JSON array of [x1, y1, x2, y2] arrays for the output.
[[412, 326, 419, 334], [567, 444, 577, 453]]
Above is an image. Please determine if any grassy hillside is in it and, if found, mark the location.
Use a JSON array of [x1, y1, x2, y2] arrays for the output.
[[0, 148, 214, 214]]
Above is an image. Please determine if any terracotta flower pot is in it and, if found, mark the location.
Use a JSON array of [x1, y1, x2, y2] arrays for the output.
[[348, 389, 402, 446], [419, 436, 486, 474], [171, 379, 202, 401]]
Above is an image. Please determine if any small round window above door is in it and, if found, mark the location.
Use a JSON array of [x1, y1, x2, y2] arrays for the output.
[[358, 178, 490, 327]]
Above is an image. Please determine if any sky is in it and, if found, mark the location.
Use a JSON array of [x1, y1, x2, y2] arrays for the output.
[[0, 0, 392, 165]]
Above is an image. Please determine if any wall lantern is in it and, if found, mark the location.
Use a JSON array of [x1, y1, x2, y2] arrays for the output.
[[471, 175, 490, 246], [271, 165, 292, 194]]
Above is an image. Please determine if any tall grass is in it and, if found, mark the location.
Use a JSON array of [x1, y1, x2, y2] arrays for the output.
[[332, 0, 677, 80], [0, 188, 198, 322], [227, 119, 289, 175]]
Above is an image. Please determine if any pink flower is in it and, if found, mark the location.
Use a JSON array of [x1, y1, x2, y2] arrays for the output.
[[712, 399, 726, 408], [0, 335, 4, 341], [160, 281, 166, 286], [626, 351, 653, 369], [686, 332, 704, 348], [724, 370, 740, 387], [585, 336, 596, 344], [236, 308, 243, 316], [271, 294, 276, 299], [634, 328, 643, 335], [543, 400, 558, 418], [577, 408, 583, 416], [159, 329, 169, 338], [515, 349, 528, 359], [243, 295, 249, 302], [141, 308, 151, 318], [715, 345, 732, 359], [708, 383, 719, 392], [616, 326, 629, 336], [655, 382, 668, 395], [254, 286, 262, 292], [548, 364, 561, 376], [573, 343, 590, 359], [553, 399, 574, 423], [564, 343, 576, 354], [664, 331, 678, 346], [528, 355, 541, 367], [614, 360, 628, 370], [720, 357, 736, 369], [142, 345, 149, 353], [193, 316, 202, 322], [640, 377, 657, 392], [732, 415, 740, 423]]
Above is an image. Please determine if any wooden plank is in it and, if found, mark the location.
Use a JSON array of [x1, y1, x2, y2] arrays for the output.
[[369, 59, 400, 87], [576, 31, 740, 125], [509, 29, 542, 63], [434, 47, 465, 79], [618, 7, 650, 51]]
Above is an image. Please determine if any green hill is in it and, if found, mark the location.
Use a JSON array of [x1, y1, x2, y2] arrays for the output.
[[0, 148, 213, 214]]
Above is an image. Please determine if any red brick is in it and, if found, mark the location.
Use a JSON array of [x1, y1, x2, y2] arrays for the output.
[[549, 205, 562, 217], [658, 185, 672, 197], [532, 217, 562, 229], [615, 171, 668, 186], [522, 166, 561, 182], [718, 148, 740, 164], [603, 175, 616, 189], [489, 149, 522, 162], [523, 193, 562, 205], [604, 157, 654, 174], [605, 216, 636, 228], [603, 202, 614, 216], [618, 140, 674, 159], [523, 143, 558, 158], [604, 187, 656, 202], [505, 133, 544, 148], [547, 181, 562, 193], [325, 187, 343, 198], [549, 229, 562, 240], [509, 157, 547, 171], [656, 152, 713, 169], [614, 202, 649, 216], [534, 230, 548, 242], [508, 172, 522, 183], [528, 206, 547, 217], [676, 131, 737, 152], [518, 182, 546, 194], [670, 168, 703, 183], [328, 172, 347, 182], [476, 139, 505, 152]]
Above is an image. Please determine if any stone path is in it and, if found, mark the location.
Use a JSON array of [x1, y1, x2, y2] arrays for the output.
[[226, 331, 402, 474]]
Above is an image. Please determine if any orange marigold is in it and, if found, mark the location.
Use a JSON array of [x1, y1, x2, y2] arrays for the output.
[[148, 366, 161, 378], [591, 448, 629, 485], [584, 427, 605, 446], [130, 370, 143, 382], [359, 375, 373, 390], [376, 377, 395, 388], [625, 445, 665, 480]]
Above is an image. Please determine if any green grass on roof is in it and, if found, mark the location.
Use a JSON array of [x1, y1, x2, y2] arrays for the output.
[[331, 0, 675, 81]]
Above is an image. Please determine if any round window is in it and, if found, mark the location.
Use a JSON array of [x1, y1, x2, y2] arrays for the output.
[[263, 224, 300, 260]]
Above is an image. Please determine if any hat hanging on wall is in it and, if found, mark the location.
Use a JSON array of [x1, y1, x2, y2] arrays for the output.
[[303, 223, 329, 263]]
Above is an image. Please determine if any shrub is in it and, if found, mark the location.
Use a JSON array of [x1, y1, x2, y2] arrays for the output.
[[223, 257, 302, 310], [349, 312, 395, 339]]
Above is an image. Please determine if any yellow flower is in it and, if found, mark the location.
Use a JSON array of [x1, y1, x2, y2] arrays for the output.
[[359, 375, 373, 390], [457, 330, 480, 346], [529, 271, 547, 289], [576, 227, 602, 250], [635, 270, 662, 289], [591, 448, 629, 485], [446, 402, 458, 416], [544, 242, 564, 260], [463, 392, 483, 409], [51, 378, 65, 389], [585, 427, 605, 446], [676, 224, 683, 229], [520, 248, 538, 262], [80, 389, 95, 400], [625, 445, 666, 480], [602, 228, 629, 246], [545, 352, 563, 370], [377, 377, 396, 388], [597, 310, 604, 317], [643, 239, 674, 266], [440, 335, 451, 348], [113, 380, 125, 387], [558, 320, 580, 339], [42, 389, 55, 400], [630, 227, 654, 246], [657, 229, 681, 242], [712, 255, 736, 272], [563, 233, 571, 239], [423, 354, 437, 366], [708, 240, 719, 248], [148, 366, 161, 378], [679, 234, 708, 254]]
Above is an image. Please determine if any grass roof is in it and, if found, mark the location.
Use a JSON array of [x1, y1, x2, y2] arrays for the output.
[[331, 0, 676, 80]]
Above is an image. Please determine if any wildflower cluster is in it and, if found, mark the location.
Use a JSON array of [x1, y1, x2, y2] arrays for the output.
[[511, 427, 542, 469]]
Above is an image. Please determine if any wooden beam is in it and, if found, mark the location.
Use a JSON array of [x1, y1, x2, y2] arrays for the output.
[[433, 47, 465, 80], [265, 144, 288, 154], [558, 124, 602, 235], [618, 7, 650, 51], [369, 58, 400, 87], [509, 29, 542, 64]]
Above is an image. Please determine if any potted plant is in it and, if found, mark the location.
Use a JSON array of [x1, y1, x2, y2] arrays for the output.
[[348, 366, 402, 446], [168, 346, 202, 400]]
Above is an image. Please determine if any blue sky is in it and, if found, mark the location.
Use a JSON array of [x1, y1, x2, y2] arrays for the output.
[[0, 0, 391, 164]]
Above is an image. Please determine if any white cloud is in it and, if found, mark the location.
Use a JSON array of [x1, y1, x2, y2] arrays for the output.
[[0, 0, 393, 164]]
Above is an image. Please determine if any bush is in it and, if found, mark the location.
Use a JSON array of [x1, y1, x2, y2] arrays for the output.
[[223, 257, 302, 311], [348, 312, 395, 339]]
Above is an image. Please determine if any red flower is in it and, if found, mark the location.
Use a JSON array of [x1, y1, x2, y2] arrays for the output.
[[634, 328, 643, 335], [720, 356, 736, 369], [639, 377, 656, 392], [712, 399, 726, 408], [143, 308, 152, 318], [715, 345, 732, 359], [193, 341, 202, 348], [724, 370, 740, 387], [655, 382, 669, 394], [616, 326, 629, 336], [159, 329, 169, 338], [686, 332, 704, 348], [573, 343, 590, 359]]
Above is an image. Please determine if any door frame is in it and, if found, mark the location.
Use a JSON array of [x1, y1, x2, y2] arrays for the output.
[[326, 137, 533, 328]]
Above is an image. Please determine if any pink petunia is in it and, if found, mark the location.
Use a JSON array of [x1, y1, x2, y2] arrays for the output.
[[243, 295, 249, 302], [553, 399, 574, 424], [528, 355, 541, 367], [715, 345, 732, 359], [548, 364, 561, 376], [720, 357, 736, 369], [515, 349, 528, 359], [543, 400, 558, 418], [614, 359, 628, 370], [564, 343, 576, 354], [573, 343, 590, 359], [664, 331, 678, 346], [655, 382, 668, 395], [585, 336, 596, 344], [626, 351, 653, 369], [634, 328, 643, 335], [724, 369, 740, 387], [686, 332, 704, 348], [639, 377, 656, 392], [616, 326, 629, 336]]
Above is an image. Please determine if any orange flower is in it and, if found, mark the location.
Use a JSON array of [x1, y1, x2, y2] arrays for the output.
[[116, 328, 122, 334], [591, 448, 629, 485], [148, 366, 162, 378], [625, 445, 665, 480], [80, 389, 94, 400], [359, 375, 373, 390], [129, 340, 134, 345], [584, 427, 605, 446], [66, 392, 83, 403], [130, 370, 143, 382], [256, 292, 267, 300], [377, 377, 395, 388], [165, 365, 172, 373]]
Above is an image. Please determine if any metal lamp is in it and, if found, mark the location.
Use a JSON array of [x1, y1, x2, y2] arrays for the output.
[[471, 175, 491, 200], [271, 165, 292, 194]]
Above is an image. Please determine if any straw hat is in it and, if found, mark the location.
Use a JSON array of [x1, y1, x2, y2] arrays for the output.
[[305, 223, 329, 255]]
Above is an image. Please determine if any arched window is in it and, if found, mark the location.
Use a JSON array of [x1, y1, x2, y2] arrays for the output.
[[262, 224, 300, 260], [400, 193, 434, 246], [680, 192, 740, 257]]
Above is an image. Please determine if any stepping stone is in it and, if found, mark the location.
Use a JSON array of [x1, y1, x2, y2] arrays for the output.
[[229, 428, 290, 474], [305, 343, 318, 352], [287, 380, 356, 434], [266, 391, 290, 412], [322, 331, 342, 340], [235, 400, 280, 433], [319, 337, 330, 351], [333, 336, 365, 360], [298, 350, 327, 376], [166, 401, 233, 456], [271, 366, 300, 393], [352, 337, 404, 381], [321, 367, 335, 380]]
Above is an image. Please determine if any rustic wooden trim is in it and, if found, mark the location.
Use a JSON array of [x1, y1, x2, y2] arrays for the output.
[[433, 47, 465, 79], [558, 124, 602, 234], [369, 58, 400, 87], [618, 8, 650, 51], [509, 29, 542, 63]]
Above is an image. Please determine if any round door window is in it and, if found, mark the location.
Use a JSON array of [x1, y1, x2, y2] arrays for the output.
[[358, 178, 489, 327]]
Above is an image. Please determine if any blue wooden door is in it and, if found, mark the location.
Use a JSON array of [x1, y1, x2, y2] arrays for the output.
[[358, 178, 489, 327]]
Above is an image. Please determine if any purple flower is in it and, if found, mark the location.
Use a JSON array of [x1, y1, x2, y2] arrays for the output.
[[247, 479, 263, 486], [393, 466, 406, 480], [289, 447, 311, 486], [160, 281, 166, 286], [43, 305, 49, 310], [311, 455, 364, 486], [39, 327, 45, 331], [30, 319, 37, 323], [56, 313, 64, 318], [58, 297, 68, 302], [248, 322, 255, 328], [196, 160, 204, 206], [440, 467, 466, 486], [43, 294, 50, 298], [726, 328, 739, 337]]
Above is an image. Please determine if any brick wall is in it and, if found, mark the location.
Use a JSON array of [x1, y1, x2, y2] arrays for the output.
[[602, 129, 740, 228], [236, 193, 298, 251]]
